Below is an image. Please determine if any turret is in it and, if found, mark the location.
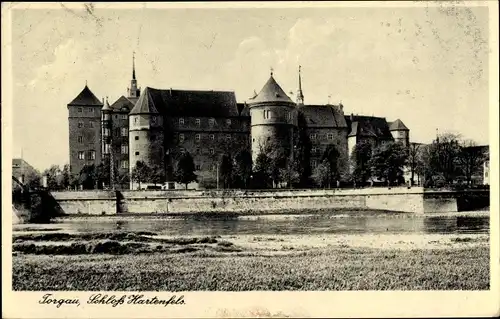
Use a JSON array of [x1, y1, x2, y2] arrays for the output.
[[389, 119, 410, 147], [248, 70, 297, 162], [128, 87, 164, 189]]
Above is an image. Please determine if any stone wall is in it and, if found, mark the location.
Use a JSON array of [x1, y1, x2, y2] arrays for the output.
[[49, 187, 489, 215]]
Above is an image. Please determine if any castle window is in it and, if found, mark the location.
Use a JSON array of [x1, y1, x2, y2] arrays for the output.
[[135, 136, 139, 140], [122, 114, 127, 120], [311, 160, 318, 168], [179, 118, 184, 126], [196, 148, 201, 154], [135, 151, 140, 156], [312, 147, 317, 154], [210, 148, 215, 155], [121, 145, 128, 154], [196, 118, 201, 126], [252, 138, 255, 142], [104, 144, 110, 154], [195, 164, 201, 171], [210, 134, 215, 140], [134, 118, 138, 124], [195, 134, 201, 142], [226, 119, 231, 126], [121, 128, 128, 136], [78, 121, 84, 128], [78, 136, 83, 143], [327, 133, 334, 140], [89, 108, 94, 113], [121, 160, 129, 169], [179, 134, 185, 142], [88, 150, 96, 160], [78, 107, 83, 113], [310, 134, 317, 140], [209, 118, 215, 127], [78, 151, 85, 160], [89, 121, 94, 128]]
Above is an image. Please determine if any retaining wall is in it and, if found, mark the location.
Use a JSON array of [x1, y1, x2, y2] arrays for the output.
[[49, 187, 489, 215]]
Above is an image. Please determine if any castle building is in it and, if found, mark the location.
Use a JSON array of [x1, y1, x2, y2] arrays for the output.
[[67, 59, 410, 189]]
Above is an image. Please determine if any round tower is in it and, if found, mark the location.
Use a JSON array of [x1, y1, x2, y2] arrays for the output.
[[128, 87, 164, 189], [248, 71, 297, 162], [389, 119, 410, 148]]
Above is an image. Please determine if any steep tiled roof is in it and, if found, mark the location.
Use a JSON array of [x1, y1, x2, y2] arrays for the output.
[[388, 119, 409, 131], [68, 85, 103, 106], [249, 75, 293, 104], [346, 115, 393, 139], [102, 99, 112, 111], [130, 87, 239, 117], [110, 96, 135, 112], [299, 105, 347, 128]]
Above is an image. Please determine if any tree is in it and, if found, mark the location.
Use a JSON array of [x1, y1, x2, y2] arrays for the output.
[[24, 169, 41, 190], [292, 113, 312, 187], [369, 141, 408, 186], [423, 133, 462, 187], [351, 140, 373, 185], [79, 164, 97, 190], [320, 144, 340, 188], [61, 164, 71, 190], [174, 152, 197, 189], [95, 162, 111, 189], [43, 165, 62, 190], [313, 161, 330, 188], [253, 152, 272, 188], [458, 140, 485, 186], [150, 164, 166, 186], [131, 161, 152, 189], [219, 153, 233, 188], [408, 143, 424, 186], [233, 149, 252, 188]]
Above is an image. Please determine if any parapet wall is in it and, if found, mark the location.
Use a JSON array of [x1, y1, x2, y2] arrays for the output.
[[49, 187, 489, 215]]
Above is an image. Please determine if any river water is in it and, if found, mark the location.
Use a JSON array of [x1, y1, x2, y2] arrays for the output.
[[13, 210, 489, 236]]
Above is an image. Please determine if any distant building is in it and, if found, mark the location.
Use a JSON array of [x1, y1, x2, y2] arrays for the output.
[[12, 158, 38, 185], [67, 58, 411, 189]]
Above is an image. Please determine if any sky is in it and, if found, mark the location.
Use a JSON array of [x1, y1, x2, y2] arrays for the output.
[[6, 3, 491, 171]]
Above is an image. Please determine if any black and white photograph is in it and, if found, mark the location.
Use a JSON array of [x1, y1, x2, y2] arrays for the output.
[[2, 1, 499, 318]]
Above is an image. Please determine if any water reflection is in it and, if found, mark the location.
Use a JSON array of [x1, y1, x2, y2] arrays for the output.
[[30, 211, 489, 236]]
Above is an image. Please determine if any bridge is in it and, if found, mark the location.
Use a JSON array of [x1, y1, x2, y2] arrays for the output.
[[12, 176, 64, 223]]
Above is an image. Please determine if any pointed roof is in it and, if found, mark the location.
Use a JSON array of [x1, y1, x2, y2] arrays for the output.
[[129, 87, 159, 115], [102, 98, 111, 111], [68, 85, 103, 106], [389, 119, 409, 131], [250, 74, 293, 104]]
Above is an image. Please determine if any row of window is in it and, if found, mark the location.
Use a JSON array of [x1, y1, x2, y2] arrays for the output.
[[77, 121, 95, 129], [310, 133, 336, 140], [102, 128, 128, 137], [77, 107, 95, 113], [77, 151, 96, 160], [176, 133, 233, 142], [262, 110, 292, 120], [179, 118, 232, 127]]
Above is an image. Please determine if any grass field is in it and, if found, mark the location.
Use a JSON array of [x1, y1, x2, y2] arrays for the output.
[[12, 230, 489, 290]]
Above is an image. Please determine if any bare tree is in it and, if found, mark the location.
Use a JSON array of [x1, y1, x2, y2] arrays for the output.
[[458, 140, 485, 186]]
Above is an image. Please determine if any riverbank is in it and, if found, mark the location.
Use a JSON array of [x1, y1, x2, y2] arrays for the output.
[[12, 230, 489, 290]]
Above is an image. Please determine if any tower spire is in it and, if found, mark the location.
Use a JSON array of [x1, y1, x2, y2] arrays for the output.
[[296, 65, 304, 105], [132, 51, 136, 80]]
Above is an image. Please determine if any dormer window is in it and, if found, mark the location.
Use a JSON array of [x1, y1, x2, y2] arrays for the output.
[[209, 118, 215, 127], [179, 118, 185, 126], [78, 107, 83, 113], [196, 118, 201, 126]]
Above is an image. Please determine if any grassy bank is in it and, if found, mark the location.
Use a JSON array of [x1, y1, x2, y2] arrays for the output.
[[13, 246, 489, 291]]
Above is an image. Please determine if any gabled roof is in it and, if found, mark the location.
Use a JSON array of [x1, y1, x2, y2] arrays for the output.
[[110, 95, 135, 112], [130, 87, 240, 117], [68, 85, 103, 106], [346, 115, 393, 139], [299, 104, 347, 128], [388, 119, 409, 131], [250, 74, 293, 104]]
